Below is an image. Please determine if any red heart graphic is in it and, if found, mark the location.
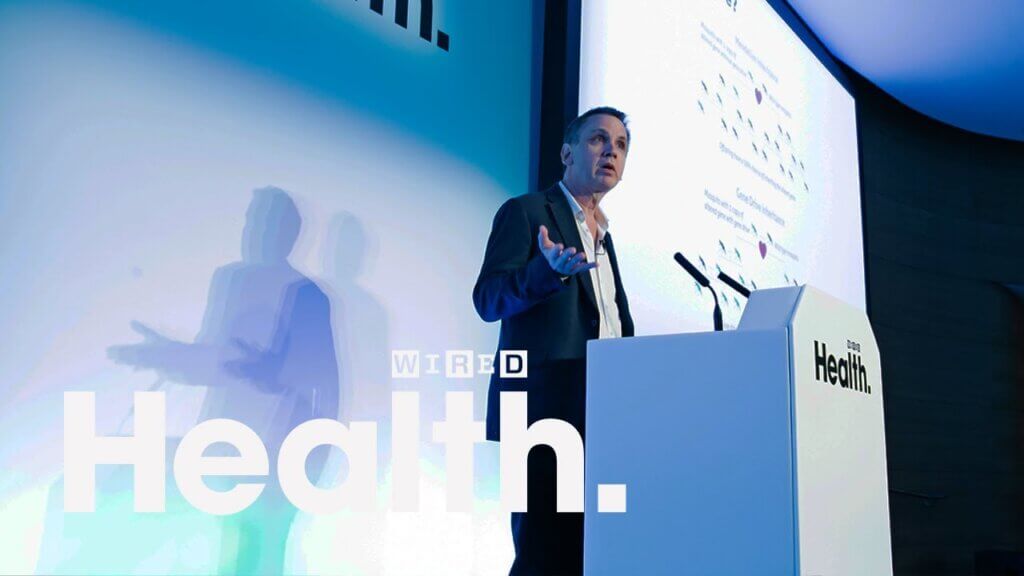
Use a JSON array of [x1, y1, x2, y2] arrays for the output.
[[758, 241, 767, 259]]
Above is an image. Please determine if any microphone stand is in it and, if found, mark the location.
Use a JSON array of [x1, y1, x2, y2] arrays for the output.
[[710, 289, 723, 332], [674, 252, 723, 332]]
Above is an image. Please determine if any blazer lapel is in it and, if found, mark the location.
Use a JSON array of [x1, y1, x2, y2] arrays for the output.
[[544, 186, 599, 314]]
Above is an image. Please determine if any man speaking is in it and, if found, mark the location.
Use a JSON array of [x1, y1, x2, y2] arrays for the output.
[[473, 107, 635, 575]]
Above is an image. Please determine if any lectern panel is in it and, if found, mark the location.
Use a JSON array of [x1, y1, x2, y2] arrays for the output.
[[585, 330, 795, 575]]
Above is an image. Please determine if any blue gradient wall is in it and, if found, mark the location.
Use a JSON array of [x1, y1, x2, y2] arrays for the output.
[[0, 1, 533, 573]]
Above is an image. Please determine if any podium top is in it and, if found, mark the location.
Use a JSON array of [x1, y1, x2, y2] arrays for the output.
[[736, 285, 804, 331], [737, 284, 870, 333]]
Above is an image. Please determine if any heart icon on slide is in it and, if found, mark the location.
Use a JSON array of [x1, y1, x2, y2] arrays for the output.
[[758, 241, 768, 259], [755, 88, 763, 104]]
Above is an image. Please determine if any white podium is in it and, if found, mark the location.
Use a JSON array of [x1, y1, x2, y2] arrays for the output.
[[584, 285, 892, 576]]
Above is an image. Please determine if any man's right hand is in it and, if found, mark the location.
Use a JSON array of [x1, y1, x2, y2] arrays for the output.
[[538, 225, 598, 276]]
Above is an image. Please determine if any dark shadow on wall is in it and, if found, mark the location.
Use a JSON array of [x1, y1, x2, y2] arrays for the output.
[[846, 64, 1024, 576], [38, 187, 343, 575], [321, 211, 392, 471]]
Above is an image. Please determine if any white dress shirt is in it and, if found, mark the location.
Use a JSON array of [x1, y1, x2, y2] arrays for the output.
[[558, 181, 622, 339]]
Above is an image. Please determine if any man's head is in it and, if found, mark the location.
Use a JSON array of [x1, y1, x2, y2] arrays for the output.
[[242, 186, 301, 263], [561, 106, 630, 195]]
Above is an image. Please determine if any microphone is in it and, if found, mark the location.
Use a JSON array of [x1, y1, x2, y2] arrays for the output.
[[673, 252, 722, 331], [717, 271, 751, 299], [673, 252, 709, 287]]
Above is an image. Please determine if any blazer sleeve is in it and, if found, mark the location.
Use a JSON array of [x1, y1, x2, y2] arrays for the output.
[[473, 197, 566, 322]]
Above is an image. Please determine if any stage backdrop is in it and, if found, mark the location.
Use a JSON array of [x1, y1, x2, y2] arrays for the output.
[[0, 1, 534, 574]]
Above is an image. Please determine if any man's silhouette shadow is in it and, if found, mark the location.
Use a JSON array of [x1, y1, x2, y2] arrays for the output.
[[323, 212, 390, 433], [107, 186, 340, 575]]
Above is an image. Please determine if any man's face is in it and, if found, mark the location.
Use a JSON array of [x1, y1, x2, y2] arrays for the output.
[[562, 114, 629, 194]]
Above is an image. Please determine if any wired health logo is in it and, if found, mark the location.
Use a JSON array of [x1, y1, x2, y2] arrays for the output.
[[62, 349, 628, 516], [391, 349, 526, 379], [813, 339, 871, 394]]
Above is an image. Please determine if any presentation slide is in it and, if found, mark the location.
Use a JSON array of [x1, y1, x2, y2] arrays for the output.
[[581, 0, 865, 333]]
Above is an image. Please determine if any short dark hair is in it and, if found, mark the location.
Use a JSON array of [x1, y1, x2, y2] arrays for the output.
[[563, 106, 630, 146]]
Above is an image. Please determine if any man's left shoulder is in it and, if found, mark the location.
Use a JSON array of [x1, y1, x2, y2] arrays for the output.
[[515, 186, 560, 214]]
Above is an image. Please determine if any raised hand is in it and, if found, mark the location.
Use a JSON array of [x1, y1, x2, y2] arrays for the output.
[[224, 338, 281, 392], [538, 225, 598, 276], [107, 321, 178, 371]]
